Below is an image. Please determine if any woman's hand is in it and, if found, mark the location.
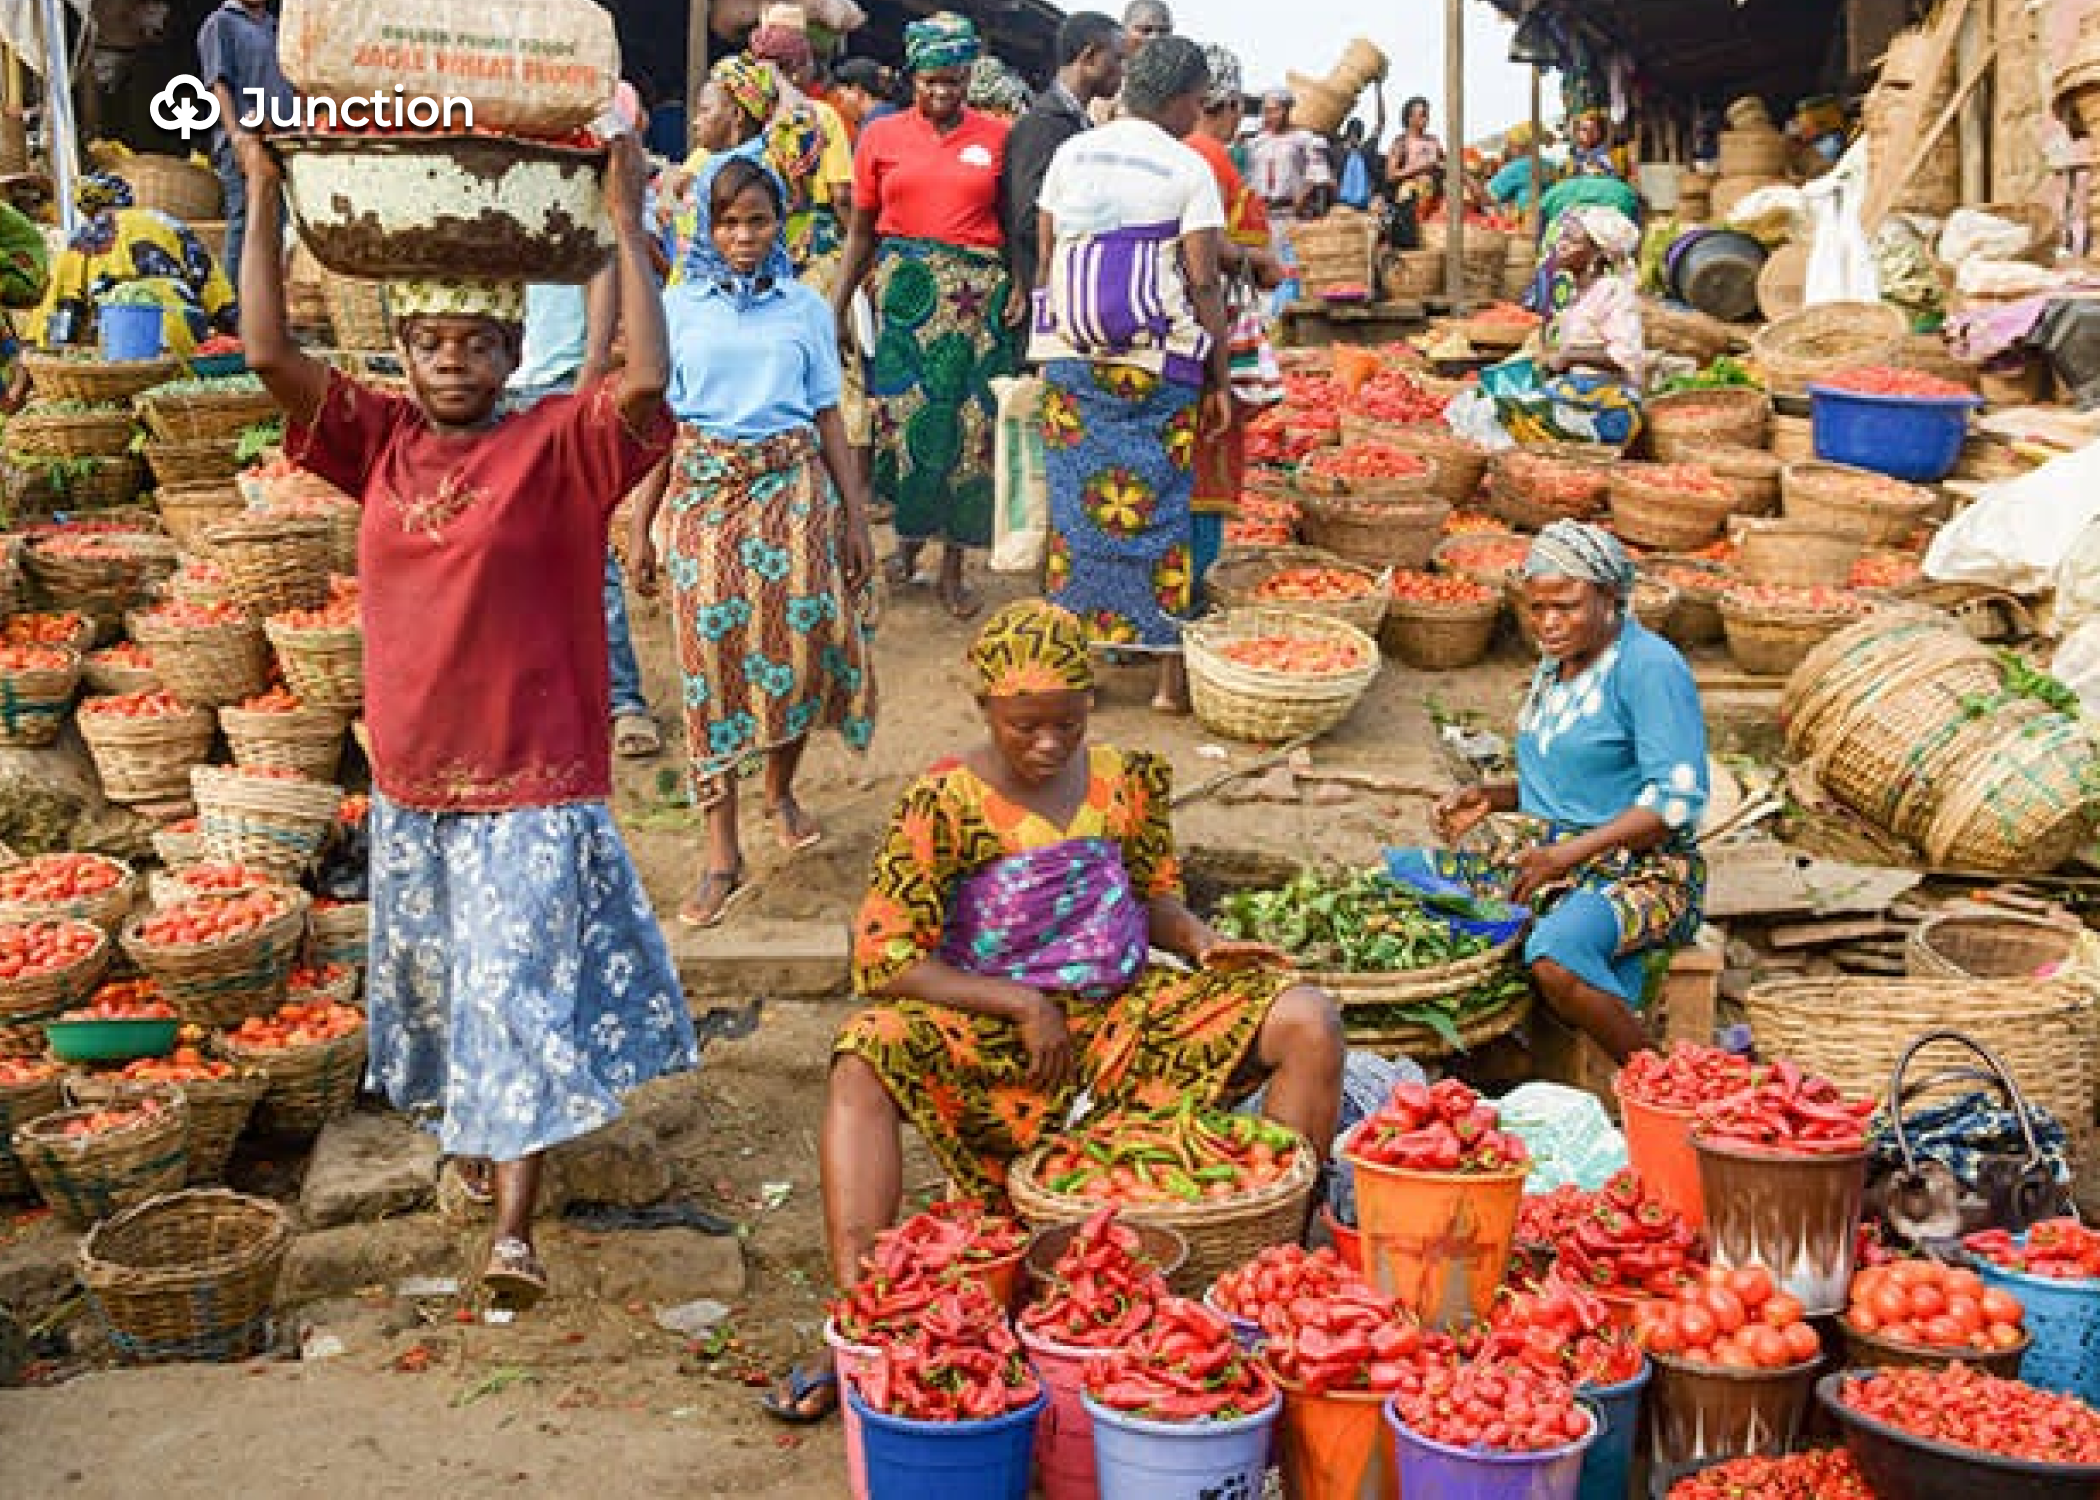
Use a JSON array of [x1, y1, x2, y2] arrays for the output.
[[1199, 387, 1233, 442], [1196, 938, 1291, 972], [1006, 985, 1072, 1091], [1509, 842, 1578, 905], [233, 131, 280, 190], [840, 514, 874, 597], [629, 512, 660, 598], [1434, 785, 1495, 844]]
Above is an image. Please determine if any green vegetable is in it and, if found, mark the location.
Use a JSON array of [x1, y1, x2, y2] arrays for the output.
[[1656, 355, 1758, 396], [12, 399, 131, 417], [98, 284, 167, 308], [234, 418, 284, 465], [1997, 651, 2082, 717], [1211, 868, 1494, 973], [143, 373, 266, 398]]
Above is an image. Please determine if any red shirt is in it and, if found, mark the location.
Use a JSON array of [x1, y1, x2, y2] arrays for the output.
[[852, 107, 1008, 248], [286, 373, 673, 813]]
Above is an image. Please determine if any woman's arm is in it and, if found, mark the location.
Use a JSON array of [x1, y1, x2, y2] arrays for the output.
[[1182, 227, 1232, 440], [877, 958, 1072, 1090], [1510, 806, 1669, 904], [830, 206, 878, 335], [605, 136, 670, 430], [234, 136, 330, 426], [815, 405, 873, 595], [625, 456, 674, 596]]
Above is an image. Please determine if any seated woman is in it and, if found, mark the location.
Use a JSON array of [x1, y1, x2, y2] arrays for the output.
[[772, 599, 1343, 1422], [1498, 206, 1644, 449], [37, 173, 234, 358], [1397, 522, 1707, 1064]]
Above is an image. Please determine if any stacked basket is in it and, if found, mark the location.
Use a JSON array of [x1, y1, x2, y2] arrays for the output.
[[1184, 608, 1380, 744], [1751, 303, 1908, 400], [1779, 461, 1940, 546], [1486, 447, 1611, 532]]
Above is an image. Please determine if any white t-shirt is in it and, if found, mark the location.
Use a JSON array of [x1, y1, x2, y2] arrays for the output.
[[1037, 118, 1225, 241]]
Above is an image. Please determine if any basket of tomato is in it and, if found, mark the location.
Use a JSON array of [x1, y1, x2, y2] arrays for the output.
[[307, 898, 370, 972], [24, 529, 180, 640], [0, 1055, 65, 1199], [121, 887, 310, 1030], [10, 1085, 188, 1228], [75, 690, 217, 806], [81, 640, 160, 697], [0, 851, 139, 934], [147, 860, 283, 912], [264, 583, 363, 713], [199, 514, 333, 623], [1183, 607, 1380, 745], [1209, 547, 1391, 636], [1609, 463, 1738, 552], [1431, 532, 1531, 591], [1839, 1257, 2030, 1377], [1718, 583, 1876, 677], [70, 1040, 266, 1186], [1818, 1364, 2100, 1499], [1781, 458, 1944, 545], [1644, 559, 1733, 648], [1486, 446, 1612, 531], [0, 640, 83, 747], [1381, 570, 1502, 670], [126, 598, 271, 709], [191, 764, 344, 882], [217, 998, 367, 1137], [1336, 417, 1489, 508], [0, 915, 111, 1025], [219, 686, 351, 784]]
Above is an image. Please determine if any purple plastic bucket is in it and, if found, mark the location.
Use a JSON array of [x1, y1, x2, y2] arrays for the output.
[[1385, 1399, 1597, 1500]]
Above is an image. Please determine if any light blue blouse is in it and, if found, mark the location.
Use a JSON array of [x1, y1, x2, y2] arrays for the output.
[[1515, 619, 1709, 836], [662, 277, 843, 441]]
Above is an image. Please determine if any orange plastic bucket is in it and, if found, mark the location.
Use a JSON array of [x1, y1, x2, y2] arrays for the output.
[[1615, 1080, 1705, 1230], [1344, 1152, 1527, 1329], [1321, 1205, 1363, 1276], [1276, 1381, 1398, 1500]]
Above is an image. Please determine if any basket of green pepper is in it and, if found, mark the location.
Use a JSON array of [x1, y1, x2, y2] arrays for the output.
[[136, 376, 280, 444], [5, 400, 139, 459]]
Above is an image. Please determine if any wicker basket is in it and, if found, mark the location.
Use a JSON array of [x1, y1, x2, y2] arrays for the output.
[[1290, 212, 1378, 299], [66, 1068, 266, 1187], [1780, 462, 1940, 547], [6, 453, 148, 517], [0, 1066, 63, 1198], [152, 823, 206, 871], [1009, 1133, 1319, 1292], [1782, 760, 1920, 867], [1457, 314, 1534, 353], [262, 619, 363, 711], [1432, 535, 1532, 591], [247, 496, 358, 577], [1644, 559, 1732, 647], [1385, 248, 1444, 299], [1297, 493, 1450, 570], [1609, 467, 1735, 551], [1742, 979, 2091, 1159], [1380, 588, 1502, 670], [124, 154, 224, 222], [19, 353, 179, 405], [1302, 937, 1525, 1051], [1752, 302, 1909, 398], [24, 532, 179, 643], [1486, 446, 1613, 529], [147, 865, 280, 911], [1297, 452, 1442, 505], [1716, 128, 1789, 177], [12, 1086, 188, 1228], [155, 482, 247, 551], [127, 611, 269, 709], [201, 516, 331, 620], [1645, 388, 1772, 451], [307, 902, 369, 972], [191, 767, 343, 880], [1648, 442, 1782, 516], [218, 703, 348, 782], [120, 890, 309, 1029], [77, 700, 216, 805], [0, 917, 111, 1023], [322, 276, 394, 351], [1641, 299, 1737, 364], [1768, 413, 1816, 463], [1922, 710, 2100, 874], [0, 646, 80, 746], [143, 438, 243, 489], [0, 854, 139, 934], [1907, 912, 2081, 983], [1207, 547, 1390, 635], [78, 1188, 291, 1362], [136, 387, 280, 444], [1184, 608, 1380, 744], [6, 404, 139, 458], [1338, 419, 1490, 505], [1732, 519, 1862, 587], [1780, 614, 1981, 754], [1718, 591, 1874, 676], [221, 1023, 367, 1137]]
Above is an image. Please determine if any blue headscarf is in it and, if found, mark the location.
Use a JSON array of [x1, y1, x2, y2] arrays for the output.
[[677, 149, 796, 307]]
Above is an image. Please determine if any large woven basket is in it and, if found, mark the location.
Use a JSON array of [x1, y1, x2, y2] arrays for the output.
[[1297, 452, 1443, 505], [127, 611, 269, 709], [119, 890, 310, 1029], [76, 699, 216, 805], [1337, 420, 1490, 505], [1385, 247, 1444, 299], [201, 516, 332, 619], [307, 901, 369, 972], [24, 536, 175, 645], [1731, 519, 1862, 587], [1718, 592, 1873, 676], [0, 853, 139, 934], [262, 619, 363, 711], [0, 647, 80, 747], [1009, 1134, 1319, 1293], [1290, 213, 1377, 299], [1640, 299, 1736, 365], [0, 1066, 63, 1198], [1644, 559, 1732, 647], [136, 386, 280, 444], [1609, 467, 1735, 551], [6, 403, 138, 458], [1921, 710, 2100, 874], [78, 1188, 291, 1363], [246, 496, 358, 577], [152, 822, 206, 872], [19, 353, 179, 405], [6, 454, 148, 517], [1906, 912, 2081, 983], [1297, 492, 1450, 570], [1743, 979, 2092, 1158], [191, 767, 343, 880], [1184, 608, 1380, 744], [218, 703, 348, 782], [124, 154, 223, 222], [1651, 442, 1782, 516], [0, 916, 111, 1023], [1780, 614, 1979, 750], [12, 1086, 189, 1229], [1207, 547, 1390, 635], [1645, 388, 1772, 451], [66, 1068, 266, 1187], [1752, 302, 1909, 399], [155, 482, 247, 551], [1380, 586, 1503, 670], [1487, 448, 1611, 531], [142, 438, 243, 489], [1304, 938, 1527, 1057], [221, 1023, 368, 1137], [1780, 462, 1940, 547]]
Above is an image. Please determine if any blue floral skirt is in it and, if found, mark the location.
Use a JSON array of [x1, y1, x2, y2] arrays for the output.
[[365, 794, 698, 1160]]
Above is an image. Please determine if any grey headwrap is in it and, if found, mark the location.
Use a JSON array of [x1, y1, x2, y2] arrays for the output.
[[1523, 520, 1637, 600], [1201, 44, 1243, 108]]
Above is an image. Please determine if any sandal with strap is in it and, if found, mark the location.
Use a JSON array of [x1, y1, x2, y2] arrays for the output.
[[482, 1236, 549, 1310], [765, 799, 823, 853], [761, 1363, 840, 1425], [677, 867, 750, 929]]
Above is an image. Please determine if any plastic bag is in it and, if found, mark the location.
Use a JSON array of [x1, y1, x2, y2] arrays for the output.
[[1924, 439, 2100, 593], [1801, 138, 1879, 305], [1495, 1082, 1628, 1192], [989, 376, 1048, 575], [1443, 386, 1517, 450], [1940, 207, 2036, 268], [2051, 621, 2100, 719]]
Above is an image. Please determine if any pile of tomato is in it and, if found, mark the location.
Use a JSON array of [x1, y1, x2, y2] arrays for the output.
[[60, 983, 173, 1021], [1692, 1058, 1875, 1154], [1843, 1257, 2025, 1352], [56, 1095, 170, 1139], [1085, 1297, 1276, 1421], [1849, 550, 1923, 591], [0, 1056, 62, 1086], [1253, 566, 1376, 603], [1436, 534, 1530, 579], [222, 1000, 363, 1051], [1472, 302, 1542, 328], [1391, 1359, 1591, 1454], [1618, 1042, 1755, 1114], [0, 853, 124, 904], [287, 963, 355, 998], [1390, 570, 1496, 607], [274, 594, 360, 630], [1650, 563, 1731, 599], [171, 862, 274, 896], [1964, 1218, 2100, 1280], [31, 532, 148, 561], [84, 641, 154, 673], [134, 889, 292, 948], [1018, 1208, 1170, 1348], [2, 611, 88, 648], [1347, 372, 1449, 426], [1216, 636, 1368, 676], [1301, 442, 1432, 485], [1836, 1363, 2100, 1465], [235, 686, 305, 714], [1634, 464, 1732, 503], [170, 558, 227, 592], [1348, 1079, 1530, 1174], [1724, 583, 1870, 616], [1819, 365, 1976, 401], [0, 916, 102, 982], [0, 643, 74, 673], [107, 1045, 236, 1084], [1637, 1264, 1821, 1370], [1444, 510, 1510, 536], [337, 794, 371, 829], [1222, 489, 1299, 547], [1666, 1450, 1875, 1499], [79, 690, 196, 721]]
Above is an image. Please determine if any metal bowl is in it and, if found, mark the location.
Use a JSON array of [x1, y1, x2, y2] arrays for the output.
[[273, 132, 612, 283]]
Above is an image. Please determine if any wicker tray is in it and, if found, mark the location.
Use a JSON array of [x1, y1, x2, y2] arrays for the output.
[[1207, 547, 1390, 635], [1297, 493, 1450, 571], [1718, 594, 1872, 677], [19, 353, 180, 404], [1184, 608, 1380, 744], [221, 1023, 367, 1137], [67, 1068, 266, 1186], [0, 649, 81, 747], [0, 917, 110, 1023], [191, 767, 343, 880], [127, 612, 270, 709], [1906, 911, 2080, 983], [1780, 462, 1940, 547], [0, 853, 139, 934], [203, 516, 331, 620], [0, 1068, 64, 1198], [1644, 389, 1773, 452], [1379, 590, 1502, 670], [137, 387, 280, 444], [1752, 302, 1908, 398], [1731, 519, 1862, 588], [218, 704, 348, 782], [1609, 468, 1734, 552], [78, 1188, 291, 1362], [120, 891, 310, 1030], [6, 404, 138, 458], [12, 1086, 189, 1228], [76, 701, 216, 805]]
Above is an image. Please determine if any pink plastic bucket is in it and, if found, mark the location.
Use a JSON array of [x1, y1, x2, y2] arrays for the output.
[[1018, 1323, 1119, 1500], [828, 1317, 883, 1500]]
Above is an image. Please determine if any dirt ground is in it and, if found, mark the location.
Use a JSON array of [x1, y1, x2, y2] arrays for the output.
[[0, 555, 1542, 1498]]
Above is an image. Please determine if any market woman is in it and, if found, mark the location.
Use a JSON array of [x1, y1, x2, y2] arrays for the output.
[[768, 600, 1342, 1421], [38, 172, 235, 357], [631, 155, 877, 929], [1400, 522, 1707, 1063], [237, 134, 698, 1307], [1499, 205, 1645, 447], [1384, 96, 1445, 210], [831, 11, 1017, 621]]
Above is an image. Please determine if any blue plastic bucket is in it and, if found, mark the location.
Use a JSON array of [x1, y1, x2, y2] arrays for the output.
[[1386, 1398, 1596, 1500], [1084, 1390, 1280, 1500], [1976, 1260, 2100, 1404], [849, 1384, 1046, 1500], [1808, 383, 1981, 483], [1576, 1363, 1650, 1500], [98, 303, 165, 361]]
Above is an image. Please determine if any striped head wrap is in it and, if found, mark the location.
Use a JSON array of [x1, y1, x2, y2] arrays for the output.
[[969, 600, 1096, 698], [713, 53, 779, 126], [1201, 45, 1243, 108], [1523, 520, 1636, 600], [905, 12, 982, 74], [75, 172, 132, 214], [389, 278, 527, 328]]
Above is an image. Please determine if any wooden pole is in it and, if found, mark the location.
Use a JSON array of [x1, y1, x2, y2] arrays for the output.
[[688, 0, 713, 133], [1526, 66, 1543, 240], [1444, 0, 1465, 307], [1957, 0, 1989, 205]]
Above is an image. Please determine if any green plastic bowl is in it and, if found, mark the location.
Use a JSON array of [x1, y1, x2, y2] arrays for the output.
[[43, 1016, 179, 1063]]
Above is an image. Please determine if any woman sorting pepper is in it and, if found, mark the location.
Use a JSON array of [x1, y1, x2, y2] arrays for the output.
[[1395, 522, 1708, 1063]]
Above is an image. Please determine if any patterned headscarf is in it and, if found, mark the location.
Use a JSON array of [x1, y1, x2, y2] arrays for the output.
[[967, 55, 1032, 115], [1201, 45, 1243, 108], [750, 5, 814, 77], [390, 278, 527, 328], [1523, 520, 1636, 600], [1564, 206, 1640, 266], [904, 12, 982, 74], [713, 53, 779, 126], [678, 152, 796, 301], [969, 601, 1096, 698], [76, 172, 132, 214]]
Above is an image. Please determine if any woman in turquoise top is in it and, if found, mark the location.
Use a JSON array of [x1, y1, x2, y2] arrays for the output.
[[632, 155, 878, 929], [1395, 522, 1708, 1061]]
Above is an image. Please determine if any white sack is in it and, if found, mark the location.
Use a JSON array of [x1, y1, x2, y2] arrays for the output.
[[1923, 439, 2100, 594]]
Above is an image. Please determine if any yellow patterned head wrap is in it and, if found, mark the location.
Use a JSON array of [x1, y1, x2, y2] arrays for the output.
[[969, 600, 1095, 698], [390, 278, 527, 327], [713, 53, 780, 125]]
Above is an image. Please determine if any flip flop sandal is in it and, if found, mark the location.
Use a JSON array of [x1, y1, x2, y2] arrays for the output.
[[765, 800, 823, 853], [483, 1236, 549, 1310], [613, 714, 662, 758], [939, 578, 983, 621], [447, 1157, 496, 1205], [676, 868, 751, 929], [761, 1364, 840, 1425]]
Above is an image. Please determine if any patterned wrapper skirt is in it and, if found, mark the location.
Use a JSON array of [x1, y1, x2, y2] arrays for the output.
[[864, 237, 1018, 549], [364, 795, 699, 1161], [1496, 370, 1643, 448], [835, 962, 1286, 1203], [666, 425, 876, 801], [1040, 359, 1199, 651]]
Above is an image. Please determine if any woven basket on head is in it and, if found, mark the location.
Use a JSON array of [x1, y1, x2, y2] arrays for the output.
[[66, 1069, 266, 1187], [120, 888, 309, 1030], [126, 610, 269, 709], [1780, 462, 1940, 547], [221, 1022, 368, 1137], [1184, 608, 1380, 744], [137, 387, 280, 445], [12, 1085, 188, 1229], [191, 766, 343, 881], [1718, 590, 1874, 676], [6, 403, 138, 458], [0, 647, 81, 747], [1645, 388, 1772, 451], [1752, 302, 1908, 399], [201, 516, 332, 619], [78, 1188, 291, 1363], [1379, 584, 1502, 670], [0, 916, 109, 1023], [1609, 466, 1735, 552], [263, 618, 362, 712], [1297, 492, 1450, 571], [0, 853, 139, 935], [218, 703, 349, 783], [1207, 546, 1390, 635], [76, 699, 216, 805], [19, 353, 179, 405], [1731, 518, 1862, 588]]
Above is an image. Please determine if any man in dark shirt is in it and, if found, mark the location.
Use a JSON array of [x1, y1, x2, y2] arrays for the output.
[[197, 0, 294, 289], [999, 11, 1127, 302]]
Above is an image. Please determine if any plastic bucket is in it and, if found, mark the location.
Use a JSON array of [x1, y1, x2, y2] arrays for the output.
[[1322, 1205, 1363, 1276], [1018, 1324, 1118, 1500], [1614, 1081, 1704, 1230], [1692, 1137, 1865, 1316], [1201, 1286, 1266, 1354], [1975, 1259, 2100, 1403], [1808, 384, 1980, 483], [99, 303, 165, 361], [1647, 1352, 1818, 1493], [1084, 1388, 1281, 1500], [1385, 1399, 1596, 1500], [827, 1317, 884, 1500], [1576, 1362, 1650, 1500], [1345, 1152, 1526, 1328], [849, 1384, 1046, 1500], [1277, 1381, 1397, 1500]]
